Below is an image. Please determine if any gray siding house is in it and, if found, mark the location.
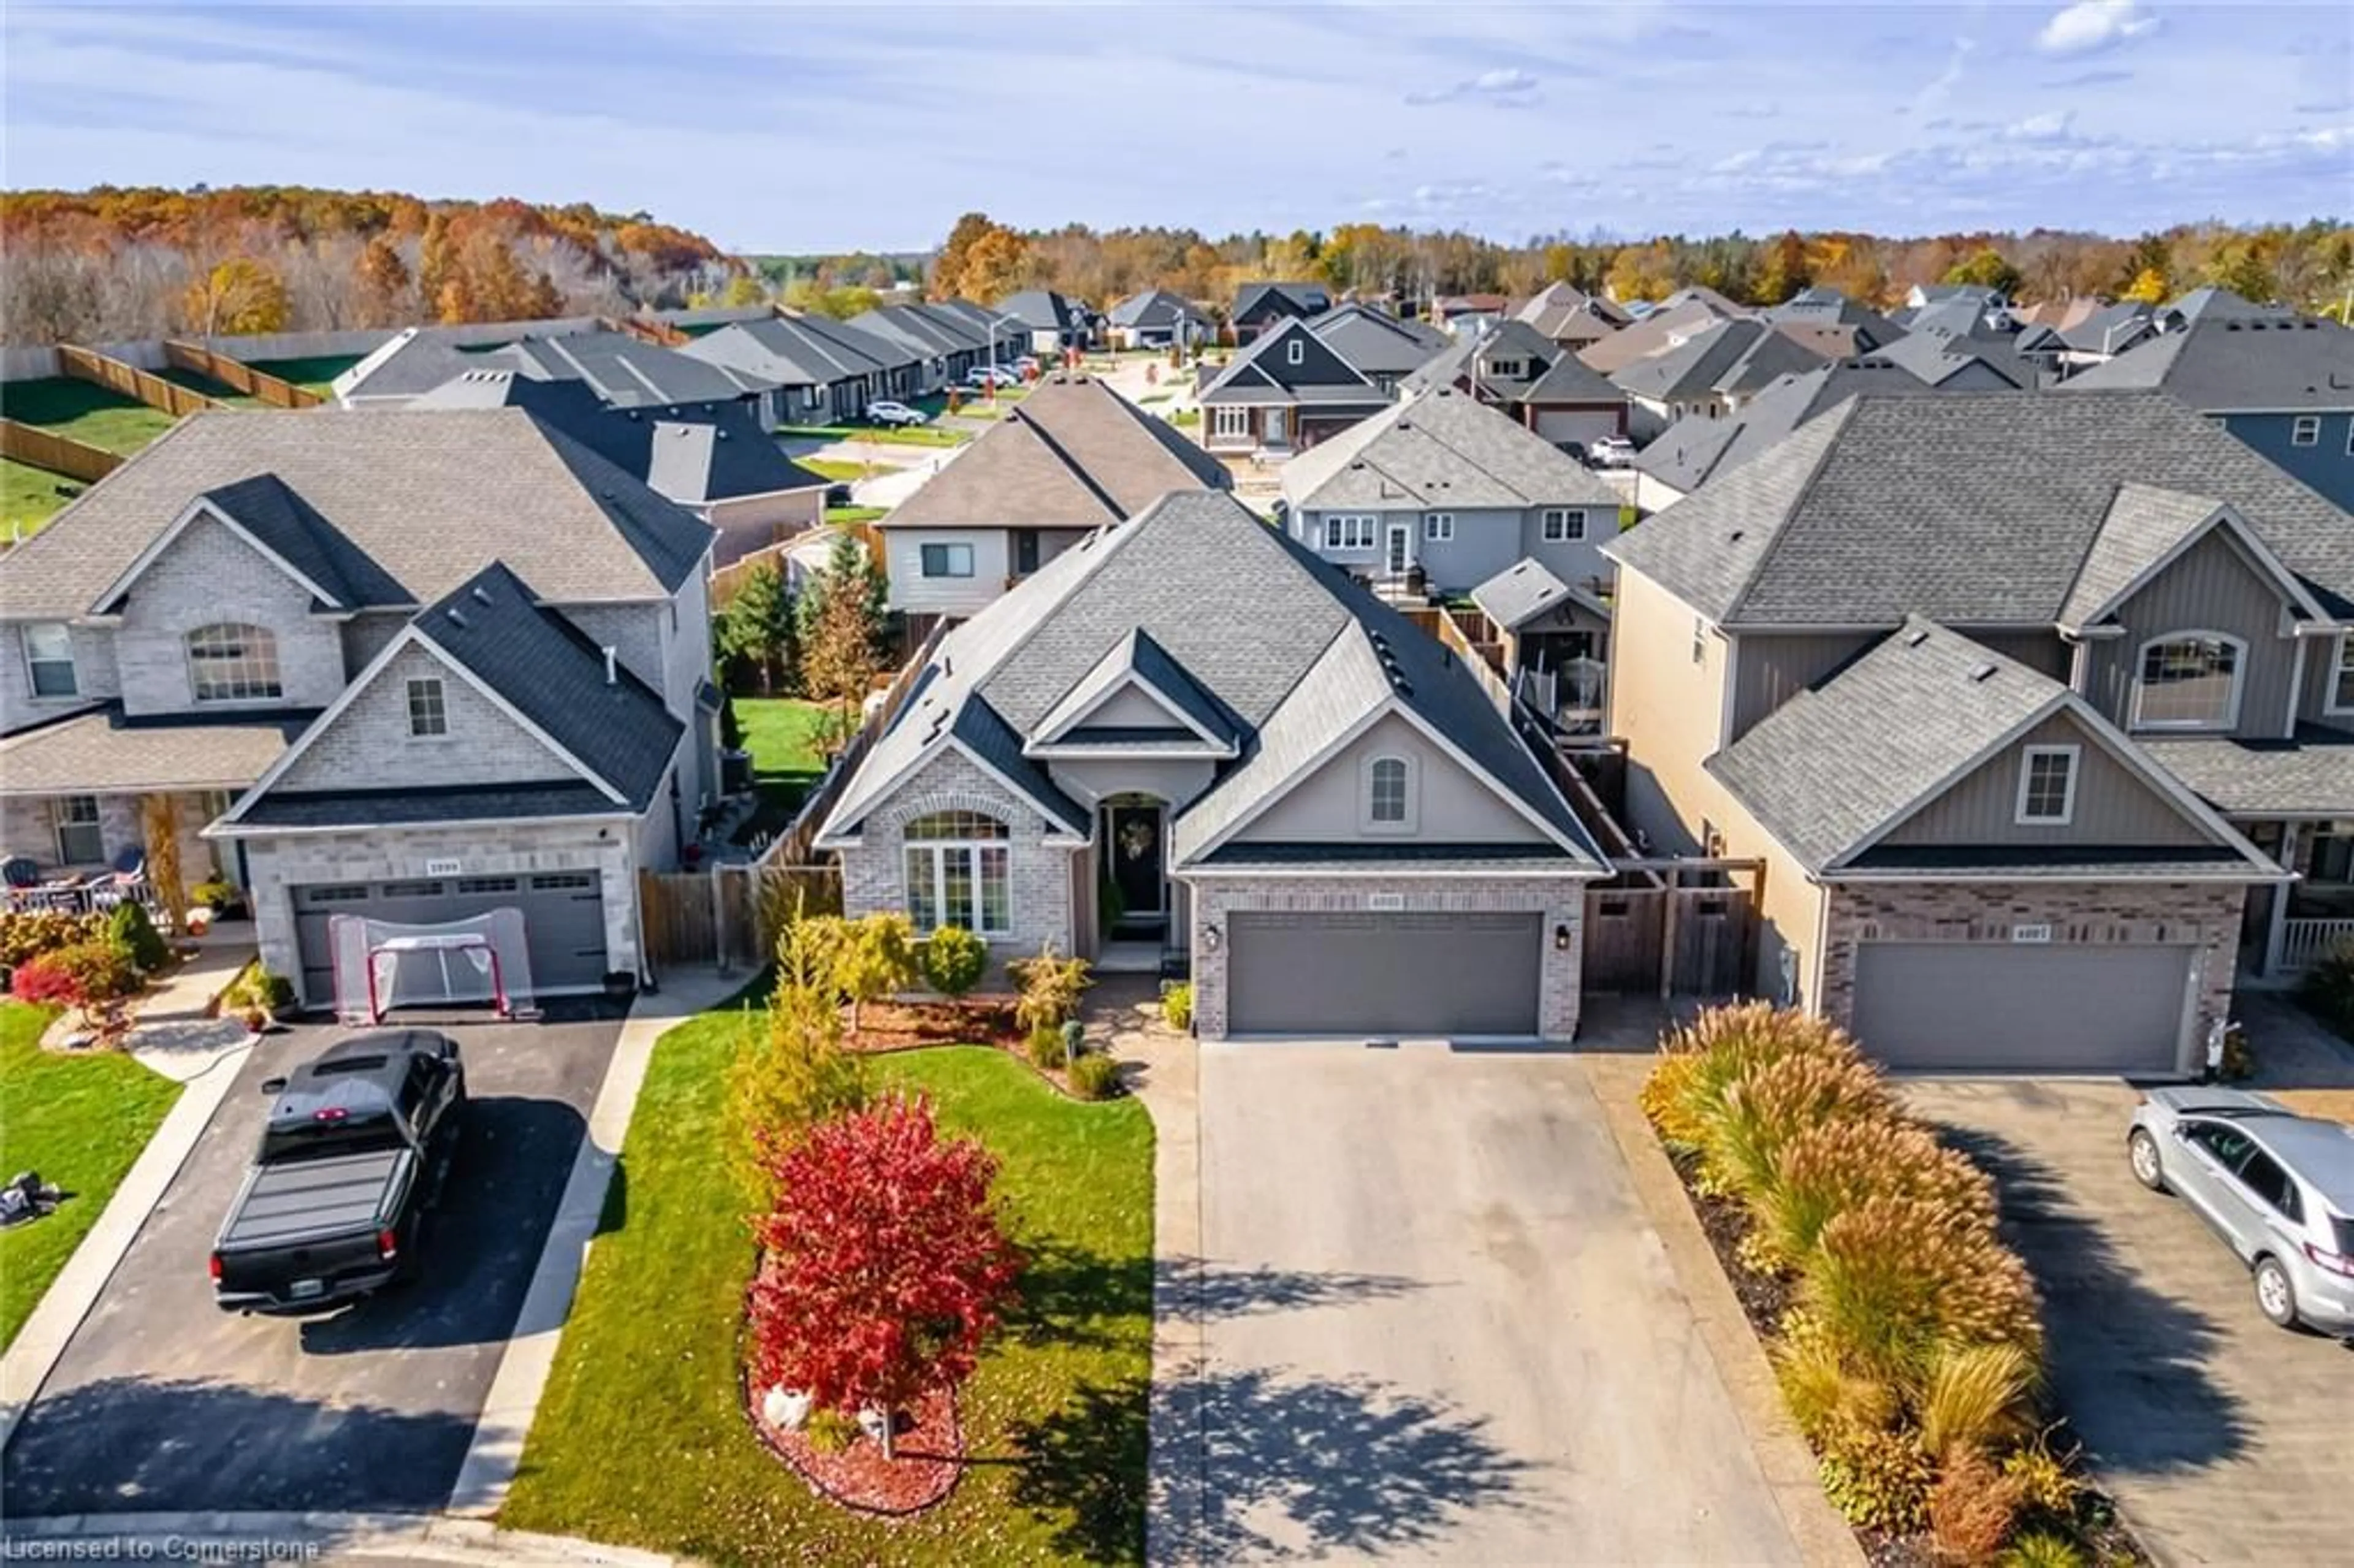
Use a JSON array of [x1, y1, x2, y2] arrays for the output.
[[1278, 386, 1623, 598], [1195, 318, 1391, 457], [1604, 388, 2354, 1076], [818, 490, 1607, 1041], [0, 409, 715, 1008]]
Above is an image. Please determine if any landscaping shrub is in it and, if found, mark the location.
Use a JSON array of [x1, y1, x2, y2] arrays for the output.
[[10, 954, 83, 1010], [1757, 1117, 1995, 1270], [1025, 1025, 1066, 1071], [1698, 1048, 1890, 1205], [1804, 1197, 2043, 1384], [1067, 1053, 1120, 1101], [1646, 1002, 1857, 1154], [727, 921, 870, 1203], [1772, 1326, 1897, 1449], [192, 878, 246, 919], [802, 1407, 859, 1455], [1999, 1439, 2081, 1518], [1998, 1530, 2088, 1568], [818, 913, 917, 1032], [1918, 1342, 2038, 1463], [0, 910, 106, 969], [43, 939, 137, 1007], [107, 900, 169, 973], [1008, 942, 1091, 1037], [1818, 1426, 1933, 1534], [2299, 937, 2354, 1036], [1160, 980, 1194, 1031], [921, 924, 988, 999], [1928, 1445, 2027, 1565]]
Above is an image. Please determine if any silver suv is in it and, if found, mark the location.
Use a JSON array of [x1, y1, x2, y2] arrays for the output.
[[2128, 1087, 2354, 1336]]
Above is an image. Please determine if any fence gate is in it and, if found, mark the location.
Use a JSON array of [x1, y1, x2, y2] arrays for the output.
[[1581, 862, 1759, 998]]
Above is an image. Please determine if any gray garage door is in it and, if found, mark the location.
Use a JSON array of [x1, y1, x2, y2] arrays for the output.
[[292, 872, 609, 1009], [1849, 942, 2195, 1074], [1226, 910, 1542, 1038]]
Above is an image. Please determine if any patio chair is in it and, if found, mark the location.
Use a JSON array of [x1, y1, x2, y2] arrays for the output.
[[2, 856, 42, 913]]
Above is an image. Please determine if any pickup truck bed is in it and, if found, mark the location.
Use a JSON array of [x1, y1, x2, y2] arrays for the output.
[[219, 1148, 409, 1250]]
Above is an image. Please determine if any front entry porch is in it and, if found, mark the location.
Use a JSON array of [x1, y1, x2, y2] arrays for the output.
[[1082, 793, 1189, 978], [2239, 818, 2354, 982]]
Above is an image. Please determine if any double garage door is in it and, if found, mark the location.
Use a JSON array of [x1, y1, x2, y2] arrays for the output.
[[292, 872, 609, 1008], [1849, 942, 2196, 1074], [1225, 911, 1542, 1038]]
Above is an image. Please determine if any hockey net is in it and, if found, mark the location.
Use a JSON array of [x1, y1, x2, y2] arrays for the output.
[[328, 907, 539, 1024]]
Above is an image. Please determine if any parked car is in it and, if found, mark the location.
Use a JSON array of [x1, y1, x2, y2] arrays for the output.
[[1588, 436, 1637, 468], [2128, 1087, 2354, 1336], [865, 400, 928, 427], [966, 366, 1020, 389], [211, 1031, 467, 1314], [1013, 355, 1042, 375]]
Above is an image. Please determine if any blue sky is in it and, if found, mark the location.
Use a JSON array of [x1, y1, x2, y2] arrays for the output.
[[2, 2, 2347, 253]]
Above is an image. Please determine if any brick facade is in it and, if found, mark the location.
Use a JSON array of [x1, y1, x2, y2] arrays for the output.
[[1186, 873, 1587, 1041], [275, 643, 579, 793], [837, 748, 1078, 957], [112, 515, 348, 715], [1819, 878, 2247, 1069]]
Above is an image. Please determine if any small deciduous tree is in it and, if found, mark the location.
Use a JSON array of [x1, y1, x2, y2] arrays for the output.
[[821, 911, 916, 1035], [745, 1095, 1023, 1460], [1008, 941, 1092, 1038], [799, 534, 884, 745], [725, 910, 870, 1203], [1940, 246, 2022, 298], [180, 257, 289, 337]]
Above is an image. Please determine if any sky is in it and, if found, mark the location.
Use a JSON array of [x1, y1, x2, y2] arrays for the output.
[[2, 1, 2348, 254]]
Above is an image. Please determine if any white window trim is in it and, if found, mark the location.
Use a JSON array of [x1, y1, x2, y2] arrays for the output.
[[1286, 338, 1305, 365], [21, 622, 78, 701], [185, 622, 284, 706], [920, 542, 976, 579], [405, 676, 451, 741], [2013, 744, 2081, 826], [901, 840, 1013, 937], [1423, 512, 1454, 542], [2290, 414, 2320, 447], [2328, 633, 2354, 717], [54, 794, 104, 866], [1322, 514, 1377, 552], [2129, 630, 2247, 732], [1542, 508, 1586, 543], [1211, 405, 1251, 440], [1361, 753, 1419, 834]]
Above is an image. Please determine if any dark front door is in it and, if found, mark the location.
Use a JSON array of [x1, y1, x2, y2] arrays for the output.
[[1015, 530, 1042, 575], [1107, 802, 1165, 920]]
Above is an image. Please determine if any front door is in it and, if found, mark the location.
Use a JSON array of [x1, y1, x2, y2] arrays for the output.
[[1106, 801, 1165, 921], [1263, 407, 1289, 447], [1386, 522, 1412, 576], [1015, 530, 1041, 575]]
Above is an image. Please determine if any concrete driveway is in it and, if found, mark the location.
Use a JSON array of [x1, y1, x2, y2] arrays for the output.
[[1903, 1070, 2354, 1567], [1, 1000, 622, 1518], [1188, 1041, 1802, 1564]]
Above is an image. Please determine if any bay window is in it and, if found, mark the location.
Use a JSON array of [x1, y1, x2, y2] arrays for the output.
[[902, 810, 1011, 936]]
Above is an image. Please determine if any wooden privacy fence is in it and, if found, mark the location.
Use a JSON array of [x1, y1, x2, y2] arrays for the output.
[[639, 861, 844, 972], [0, 419, 121, 484], [1583, 881, 1754, 997], [58, 344, 224, 417], [754, 618, 950, 866], [163, 340, 326, 408]]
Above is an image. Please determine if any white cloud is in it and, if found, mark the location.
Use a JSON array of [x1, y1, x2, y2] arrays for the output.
[[2003, 109, 2078, 142], [2036, 1, 2160, 57], [1404, 65, 1541, 107]]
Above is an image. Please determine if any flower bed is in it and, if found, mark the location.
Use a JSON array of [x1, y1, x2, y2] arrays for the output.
[[1641, 1003, 2144, 1568], [745, 1349, 964, 1515]]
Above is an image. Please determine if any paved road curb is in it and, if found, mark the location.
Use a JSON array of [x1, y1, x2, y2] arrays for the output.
[[0, 1031, 254, 1450], [1582, 1053, 1870, 1568], [1129, 1018, 1205, 1568], [0, 1511, 682, 1565], [444, 970, 745, 1518]]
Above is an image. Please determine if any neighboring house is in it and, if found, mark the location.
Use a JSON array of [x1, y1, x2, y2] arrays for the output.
[[2050, 302, 2160, 374], [1308, 303, 1452, 393], [408, 372, 828, 566], [994, 290, 1097, 354], [1108, 289, 1213, 350], [1762, 287, 1909, 357], [877, 373, 1230, 620], [1433, 293, 1510, 332], [1628, 360, 1933, 512], [815, 489, 1608, 1041], [1276, 386, 1623, 598], [1576, 289, 1751, 376], [1610, 318, 1829, 436], [1906, 283, 2008, 311], [1512, 283, 1631, 351], [1405, 319, 1631, 449], [849, 303, 997, 391], [1467, 558, 1613, 733], [2060, 312, 2354, 511], [1602, 387, 2354, 1075], [1230, 281, 1332, 341], [1194, 317, 1391, 458], [332, 328, 774, 413], [678, 313, 921, 424], [1864, 326, 2032, 391], [0, 408, 717, 1008]]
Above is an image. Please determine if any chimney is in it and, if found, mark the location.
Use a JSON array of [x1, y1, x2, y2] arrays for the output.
[[603, 646, 617, 685]]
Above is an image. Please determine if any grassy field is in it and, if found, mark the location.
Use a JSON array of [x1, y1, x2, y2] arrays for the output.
[[0, 1002, 184, 1349], [501, 1029, 1154, 1566], [2, 459, 86, 542], [0, 378, 179, 455], [242, 354, 364, 395], [777, 423, 967, 449]]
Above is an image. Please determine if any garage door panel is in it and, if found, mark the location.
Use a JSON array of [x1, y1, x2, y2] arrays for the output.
[[1227, 910, 1541, 1038], [1851, 943, 2192, 1074], [292, 874, 608, 1008]]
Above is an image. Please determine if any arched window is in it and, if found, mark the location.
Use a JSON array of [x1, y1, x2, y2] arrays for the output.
[[2131, 633, 2244, 731], [185, 623, 282, 702], [1364, 755, 1415, 831], [902, 810, 1011, 935]]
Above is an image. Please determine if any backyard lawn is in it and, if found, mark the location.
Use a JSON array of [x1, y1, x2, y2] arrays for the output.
[[0, 378, 178, 455], [501, 1026, 1155, 1566], [731, 698, 834, 847], [0, 1002, 184, 1350], [825, 504, 889, 526], [242, 354, 364, 396], [799, 458, 867, 484], [2, 459, 85, 542]]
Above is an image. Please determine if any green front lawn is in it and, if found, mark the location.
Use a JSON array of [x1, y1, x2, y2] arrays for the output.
[[503, 1026, 1155, 1566], [0, 378, 178, 455], [2, 458, 85, 542], [799, 458, 867, 484], [776, 424, 968, 449], [0, 1002, 184, 1349]]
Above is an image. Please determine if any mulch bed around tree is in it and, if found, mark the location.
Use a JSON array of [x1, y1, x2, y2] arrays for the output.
[[844, 999, 1021, 1054], [746, 1378, 964, 1517]]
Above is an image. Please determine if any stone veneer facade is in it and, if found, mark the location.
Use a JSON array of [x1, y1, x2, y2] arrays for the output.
[[837, 748, 1079, 958], [1818, 879, 2248, 1073], [1184, 873, 1588, 1041]]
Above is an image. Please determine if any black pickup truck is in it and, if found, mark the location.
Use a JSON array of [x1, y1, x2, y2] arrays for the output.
[[210, 1030, 467, 1314]]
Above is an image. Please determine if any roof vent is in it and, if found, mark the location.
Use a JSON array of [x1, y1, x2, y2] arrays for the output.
[[445, 607, 468, 628], [1969, 661, 1997, 682], [471, 584, 494, 606], [603, 645, 619, 686], [1905, 628, 1930, 647]]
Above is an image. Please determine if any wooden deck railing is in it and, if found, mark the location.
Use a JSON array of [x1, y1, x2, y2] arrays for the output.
[[163, 340, 327, 408]]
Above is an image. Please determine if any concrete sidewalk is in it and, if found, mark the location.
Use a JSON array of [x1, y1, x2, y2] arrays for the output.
[[446, 967, 745, 1516]]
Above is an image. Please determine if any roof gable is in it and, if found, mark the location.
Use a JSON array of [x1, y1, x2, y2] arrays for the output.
[[1029, 628, 1239, 755], [1202, 318, 1380, 398], [90, 476, 409, 615]]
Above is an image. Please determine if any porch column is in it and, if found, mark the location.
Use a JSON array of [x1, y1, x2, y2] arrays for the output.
[[2263, 820, 2299, 976]]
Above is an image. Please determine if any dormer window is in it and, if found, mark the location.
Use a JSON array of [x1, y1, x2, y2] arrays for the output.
[[186, 623, 282, 702], [1363, 754, 1417, 832], [2014, 745, 2079, 826], [2131, 633, 2243, 731], [23, 622, 77, 699]]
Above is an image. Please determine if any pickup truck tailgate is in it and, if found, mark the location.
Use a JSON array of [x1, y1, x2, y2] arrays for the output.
[[220, 1149, 406, 1250]]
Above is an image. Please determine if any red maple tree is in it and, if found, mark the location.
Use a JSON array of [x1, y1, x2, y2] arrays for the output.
[[745, 1095, 1023, 1460]]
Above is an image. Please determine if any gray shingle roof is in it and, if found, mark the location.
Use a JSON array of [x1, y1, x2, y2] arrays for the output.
[[1469, 558, 1607, 631], [2057, 484, 2227, 630], [1607, 389, 2354, 626], [494, 331, 774, 408], [1109, 289, 1209, 330], [1866, 329, 2030, 390], [677, 314, 904, 387], [1577, 295, 1750, 375], [408, 561, 682, 810], [851, 304, 989, 357], [193, 472, 413, 609], [1279, 386, 1621, 512], [996, 290, 1088, 332], [1610, 319, 1787, 402], [2143, 726, 2354, 817], [1197, 319, 1385, 405], [1631, 362, 1931, 498], [232, 781, 627, 828], [1034, 627, 1239, 748], [1, 409, 714, 618], [2059, 315, 2354, 410], [0, 704, 312, 794], [1309, 305, 1452, 378], [333, 329, 482, 403], [1232, 281, 1331, 322]]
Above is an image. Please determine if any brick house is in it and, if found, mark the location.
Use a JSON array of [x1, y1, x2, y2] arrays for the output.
[[0, 409, 714, 1008]]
